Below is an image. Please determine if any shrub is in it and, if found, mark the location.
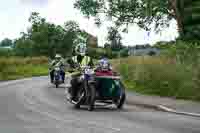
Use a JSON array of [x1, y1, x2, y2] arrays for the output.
[[0, 48, 14, 57]]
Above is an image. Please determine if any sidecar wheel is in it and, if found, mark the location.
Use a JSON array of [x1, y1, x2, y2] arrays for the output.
[[117, 92, 126, 109]]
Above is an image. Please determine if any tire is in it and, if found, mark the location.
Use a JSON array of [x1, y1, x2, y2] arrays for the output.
[[55, 81, 59, 88], [56, 84, 58, 88], [115, 81, 126, 109], [117, 92, 126, 109], [74, 103, 80, 109], [74, 87, 85, 109], [88, 84, 96, 111]]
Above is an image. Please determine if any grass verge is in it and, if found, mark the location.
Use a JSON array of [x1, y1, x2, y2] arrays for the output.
[[112, 56, 200, 101], [0, 57, 49, 81]]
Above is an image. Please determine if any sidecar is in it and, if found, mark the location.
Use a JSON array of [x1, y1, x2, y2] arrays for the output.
[[94, 70, 126, 109]]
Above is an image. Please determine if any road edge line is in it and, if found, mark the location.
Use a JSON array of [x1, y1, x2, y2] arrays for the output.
[[158, 105, 200, 118], [126, 100, 200, 118]]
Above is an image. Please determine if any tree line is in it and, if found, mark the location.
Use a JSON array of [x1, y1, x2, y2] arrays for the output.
[[0, 12, 93, 58], [0, 11, 127, 58]]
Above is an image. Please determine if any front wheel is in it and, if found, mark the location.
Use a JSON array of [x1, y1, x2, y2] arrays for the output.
[[56, 83, 59, 88], [55, 80, 59, 88], [74, 87, 85, 109]]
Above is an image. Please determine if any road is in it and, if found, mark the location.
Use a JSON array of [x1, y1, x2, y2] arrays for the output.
[[0, 76, 199, 133]]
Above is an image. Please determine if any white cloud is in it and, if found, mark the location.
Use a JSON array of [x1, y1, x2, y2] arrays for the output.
[[0, 0, 178, 46], [20, 0, 50, 7], [122, 20, 179, 46]]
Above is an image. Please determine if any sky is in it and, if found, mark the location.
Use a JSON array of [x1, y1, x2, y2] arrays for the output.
[[0, 0, 179, 46]]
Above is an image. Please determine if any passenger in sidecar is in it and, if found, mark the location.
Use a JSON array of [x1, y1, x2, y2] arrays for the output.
[[93, 58, 126, 108]]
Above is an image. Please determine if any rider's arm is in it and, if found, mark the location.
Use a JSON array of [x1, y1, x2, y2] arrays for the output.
[[66, 59, 77, 73], [88, 58, 94, 67], [49, 60, 56, 70], [50, 60, 55, 66], [60, 59, 66, 66]]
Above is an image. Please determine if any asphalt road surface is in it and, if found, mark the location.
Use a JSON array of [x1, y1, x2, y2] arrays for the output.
[[0, 76, 199, 133]]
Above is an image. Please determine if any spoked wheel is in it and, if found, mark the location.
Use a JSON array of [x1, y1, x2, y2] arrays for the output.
[[74, 87, 86, 109], [87, 84, 96, 111]]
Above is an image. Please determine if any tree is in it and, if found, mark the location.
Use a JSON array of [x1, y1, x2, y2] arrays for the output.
[[107, 26, 123, 51], [14, 39, 34, 57], [74, 0, 196, 40], [64, 21, 82, 52], [183, 0, 200, 40], [121, 48, 129, 57], [64, 21, 80, 32], [148, 51, 156, 56], [14, 12, 89, 57], [0, 38, 13, 47]]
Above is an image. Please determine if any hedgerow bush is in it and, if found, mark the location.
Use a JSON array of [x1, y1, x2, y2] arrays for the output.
[[112, 41, 200, 101]]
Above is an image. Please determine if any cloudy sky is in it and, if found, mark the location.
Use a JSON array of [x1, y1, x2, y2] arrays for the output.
[[0, 0, 178, 46]]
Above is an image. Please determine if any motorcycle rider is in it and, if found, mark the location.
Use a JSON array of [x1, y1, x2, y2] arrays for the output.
[[68, 43, 94, 101], [49, 54, 65, 83], [96, 54, 112, 72]]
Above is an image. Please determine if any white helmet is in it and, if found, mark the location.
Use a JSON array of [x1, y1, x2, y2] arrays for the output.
[[75, 43, 87, 56], [99, 58, 110, 70], [55, 54, 62, 58]]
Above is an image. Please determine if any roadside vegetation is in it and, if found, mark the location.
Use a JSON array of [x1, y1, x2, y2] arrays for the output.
[[112, 41, 200, 101], [0, 57, 49, 81]]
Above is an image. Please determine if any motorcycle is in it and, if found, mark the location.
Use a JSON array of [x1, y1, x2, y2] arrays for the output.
[[66, 66, 96, 111], [51, 63, 64, 88], [65, 66, 126, 111]]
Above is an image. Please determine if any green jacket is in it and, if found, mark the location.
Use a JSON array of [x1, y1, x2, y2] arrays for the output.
[[67, 55, 93, 72]]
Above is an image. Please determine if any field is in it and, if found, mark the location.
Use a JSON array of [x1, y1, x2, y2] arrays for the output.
[[112, 56, 200, 101], [0, 57, 49, 80]]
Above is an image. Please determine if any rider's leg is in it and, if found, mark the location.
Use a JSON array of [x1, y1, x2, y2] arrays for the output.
[[70, 77, 79, 101], [60, 71, 65, 83]]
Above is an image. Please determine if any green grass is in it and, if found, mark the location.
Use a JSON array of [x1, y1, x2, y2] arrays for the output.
[[0, 57, 49, 81], [112, 56, 200, 101]]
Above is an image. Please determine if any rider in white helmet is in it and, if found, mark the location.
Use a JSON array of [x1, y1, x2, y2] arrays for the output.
[[68, 43, 94, 101], [50, 54, 65, 83]]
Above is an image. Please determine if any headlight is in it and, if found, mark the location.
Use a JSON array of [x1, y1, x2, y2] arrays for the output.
[[85, 68, 94, 75], [54, 71, 59, 75]]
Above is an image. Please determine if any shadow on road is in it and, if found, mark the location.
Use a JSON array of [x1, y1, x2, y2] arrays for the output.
[[67, 104, 130, 113]]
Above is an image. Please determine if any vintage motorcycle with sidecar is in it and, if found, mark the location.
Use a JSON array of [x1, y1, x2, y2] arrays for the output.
[[65, 65, 126, 111]]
